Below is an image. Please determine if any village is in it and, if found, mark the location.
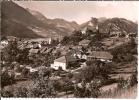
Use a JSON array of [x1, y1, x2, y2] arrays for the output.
[[1, 25, 138, 98]]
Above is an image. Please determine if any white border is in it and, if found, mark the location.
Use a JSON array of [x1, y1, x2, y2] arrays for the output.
[[1, 1, 139, 100]]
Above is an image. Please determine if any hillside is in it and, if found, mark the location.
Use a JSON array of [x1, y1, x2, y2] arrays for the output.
[[79, 17, 138, 35], [1, 1, 137, 38], [1, 1, 79, 38], [28, 9, 79, 34], [1, 1, 46, 38]]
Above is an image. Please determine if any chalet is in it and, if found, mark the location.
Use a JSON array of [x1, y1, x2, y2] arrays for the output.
[[79, 39, 90, 47], [51, 56, 67, 71], [87, 51, 113, 62]]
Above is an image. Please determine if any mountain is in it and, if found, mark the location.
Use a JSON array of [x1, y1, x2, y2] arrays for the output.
[[1, 1, 47, 38], [1, 1, 79, 38], [79, 17, 138, 35], [27, 8, 49, 23], [99, 18, 138, 34], [2, 1, 137, 39], [28, 9, 79, 33]]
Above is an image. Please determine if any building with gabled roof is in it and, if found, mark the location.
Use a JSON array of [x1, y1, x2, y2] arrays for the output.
[[29, 49, 39, 54], [87, 51, 113, 62], [40, 47, 48, 54], [51, 56, 67, 70], [79, 39, 90, 47]]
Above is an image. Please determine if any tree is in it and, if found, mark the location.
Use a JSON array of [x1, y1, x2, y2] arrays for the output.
[[79, 60, 112, 82], [14, 87, 28, 97], [16, 48, 30, 64], [28, 77, 56, 97], [1, 40, 19, 63], [61, 36, 70, 45], [1, 70, 15, 88]]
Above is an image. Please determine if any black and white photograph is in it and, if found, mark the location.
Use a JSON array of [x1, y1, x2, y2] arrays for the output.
[[1, 0, 138, 98]]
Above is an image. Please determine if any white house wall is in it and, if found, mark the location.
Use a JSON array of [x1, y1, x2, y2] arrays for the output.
[[53, 61, 66, 70]]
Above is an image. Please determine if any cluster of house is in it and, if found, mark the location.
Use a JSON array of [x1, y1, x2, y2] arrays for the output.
[[1, 31, 137, 79], [0, 36, 17, 48], [50, 38, 113, 71]]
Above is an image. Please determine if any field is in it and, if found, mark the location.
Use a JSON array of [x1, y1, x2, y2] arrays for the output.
[[100, 85, 137, 98]]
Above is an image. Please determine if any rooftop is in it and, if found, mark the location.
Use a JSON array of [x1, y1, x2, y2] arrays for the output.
[[29, 49, 39, 54], [54, 56, 66, 63], [79, 39, 90, 45], [90, 51, 113, 60]]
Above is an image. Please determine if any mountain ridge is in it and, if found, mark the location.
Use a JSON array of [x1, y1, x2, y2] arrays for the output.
[[1, 1, 138, 39]]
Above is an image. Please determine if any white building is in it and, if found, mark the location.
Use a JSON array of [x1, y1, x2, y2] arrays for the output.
[[1, 40, 8, 46], [51, 56, 67, 70], [81, 27, 88, 34]]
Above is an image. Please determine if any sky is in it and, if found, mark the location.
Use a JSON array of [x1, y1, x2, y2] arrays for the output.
[[14, 1, 138, 24]]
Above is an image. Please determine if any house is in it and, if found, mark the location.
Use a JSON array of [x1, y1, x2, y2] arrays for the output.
[[43, 48, 53, 54], [87, 51, 113, 62], [67, 48, 87, 60], [51, 56, 67, 71], [82, 54, 87, 60], [15, 72, 22, 79], [67, 49, 81, 59], [29, 49, 39, 54], [49, 74, 61, 81], [81, 23, 98, 35], [32, 43, 41, 49], [81, 27, 88, 34], [79, 39, 90, 47], [40, 47, 48, 54], [0, 40, 8, 49], [128, 33, 137, 38], [7, 36, 17, 42], [1, 40, 8, 46], [26, 66, 38, 73], [110, 31, 121, 38]]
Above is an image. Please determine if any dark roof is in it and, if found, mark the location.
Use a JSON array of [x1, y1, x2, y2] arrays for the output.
[[43, 48, 53, 54], [40, 47, 48, 53], [89, 51, 113, 60]]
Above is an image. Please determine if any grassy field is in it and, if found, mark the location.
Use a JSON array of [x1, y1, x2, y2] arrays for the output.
[[99, 85, 137, 98]]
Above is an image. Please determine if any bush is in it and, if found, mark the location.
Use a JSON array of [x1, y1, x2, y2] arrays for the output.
[[118, 77, 129, 89], [14, 87, 28, 97], [1, 90, 14, 97], [27, 77, 56, 98], [1, 70, 15, 88], [79, 61, 112, 82], [129, 73, 138, 86], [74, 81, 101, 98]]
